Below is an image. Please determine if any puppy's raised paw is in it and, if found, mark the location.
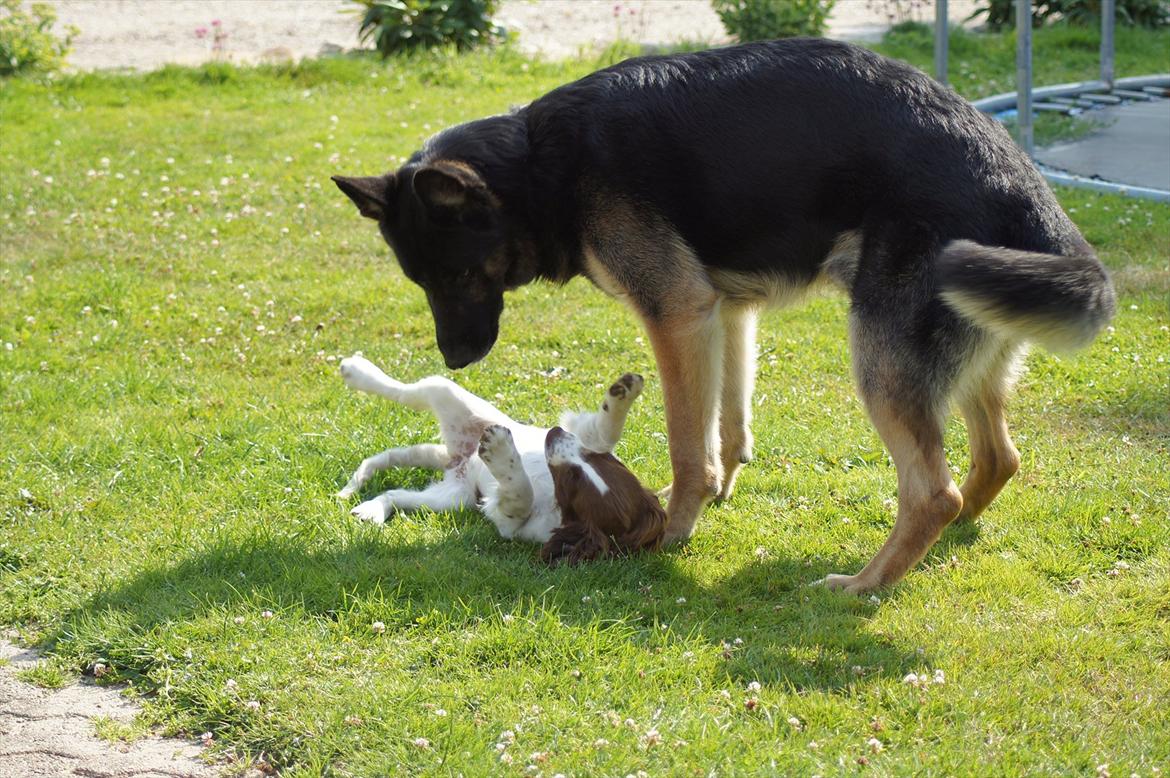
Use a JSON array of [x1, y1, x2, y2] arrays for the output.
[[607, 373, 644, 403], [339, 355, 383, 393], [477, 424, 515, 465]]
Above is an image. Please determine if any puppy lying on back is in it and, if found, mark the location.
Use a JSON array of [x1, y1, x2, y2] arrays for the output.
[[543, 426, 666, 565], [337, 355, 665, 563]]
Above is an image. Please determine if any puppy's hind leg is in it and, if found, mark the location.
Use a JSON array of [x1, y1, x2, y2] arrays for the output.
[[340, 353, 510, 458], [351, 471, 474, 526], [337, 444, 450, 498], [560, 373, 644, 453]]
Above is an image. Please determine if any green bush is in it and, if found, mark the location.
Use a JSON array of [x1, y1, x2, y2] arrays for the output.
[[355, 0, 503, 56], [712, 0, 837, 40], [968, 0, 1170, 29], [0, 0, 77, 76]]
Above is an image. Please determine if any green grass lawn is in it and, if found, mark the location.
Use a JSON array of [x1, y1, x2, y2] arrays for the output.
[[2, 27, 1168, 776]]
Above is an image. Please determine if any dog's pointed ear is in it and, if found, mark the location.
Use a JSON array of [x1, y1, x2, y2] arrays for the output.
[[332, 173, 396, 220], [412, 162, 492, 213]]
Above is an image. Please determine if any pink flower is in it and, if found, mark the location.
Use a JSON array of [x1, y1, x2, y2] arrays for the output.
[[613, 4, 621, 17], [211, 19, 222, 26], [195, 27, 208, 38]]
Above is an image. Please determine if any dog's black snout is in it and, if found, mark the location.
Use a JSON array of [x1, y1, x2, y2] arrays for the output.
[[441, 341, 491, 370]]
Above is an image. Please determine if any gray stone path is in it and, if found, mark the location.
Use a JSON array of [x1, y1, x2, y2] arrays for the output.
[[1, 639, 215, 778]]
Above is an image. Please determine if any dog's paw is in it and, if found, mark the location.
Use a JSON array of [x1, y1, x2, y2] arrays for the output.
[[606, 373, 644, 405], [477, 424, 516, 466], [351, 498, 389, 526], [810, 573, 875, 595], [339, 355, 383, 392], [657, 483, 672, 500]]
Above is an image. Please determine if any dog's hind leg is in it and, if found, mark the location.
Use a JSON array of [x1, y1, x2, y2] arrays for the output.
[[560, 373, 644, 454], [337, 444, 450, 498], [818, 310, 964, 594], [717, 304, 758, 502], [955, 344, 1024, 521]]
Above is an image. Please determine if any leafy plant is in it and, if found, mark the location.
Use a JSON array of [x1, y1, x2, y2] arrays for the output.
[[968, 0, 1170, 29], [711, 0, 837, 40], [355, 0, 503, 56], [0, 0, 78, 76]]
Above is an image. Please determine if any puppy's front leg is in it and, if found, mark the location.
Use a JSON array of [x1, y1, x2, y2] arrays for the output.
[[478, 425, 534, 524], [643, 300, 724, 542]]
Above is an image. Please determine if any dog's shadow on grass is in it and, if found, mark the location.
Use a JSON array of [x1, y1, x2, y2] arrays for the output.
[[54, 517, 922, 694]]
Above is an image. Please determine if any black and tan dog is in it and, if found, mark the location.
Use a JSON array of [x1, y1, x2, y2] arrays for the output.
[[333, 38, 1115, 593]]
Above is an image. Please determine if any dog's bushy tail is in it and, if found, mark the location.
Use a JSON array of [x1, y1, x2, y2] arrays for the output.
[[937, 240, 1116, 352]]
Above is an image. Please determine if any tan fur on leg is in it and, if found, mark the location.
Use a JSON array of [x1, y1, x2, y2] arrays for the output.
[[822, 401, 963, 593], [717, 304, 757, 502], [643, 302, 724, 541], [580, 194, 725, 542], [957, 388, 1020, 521]]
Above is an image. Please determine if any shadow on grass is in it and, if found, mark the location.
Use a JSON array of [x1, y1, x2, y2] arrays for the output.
[[50, 519, 921, 694]]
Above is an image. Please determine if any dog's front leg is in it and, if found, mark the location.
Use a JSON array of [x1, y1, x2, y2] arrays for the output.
[[643, 299, 724, 542]]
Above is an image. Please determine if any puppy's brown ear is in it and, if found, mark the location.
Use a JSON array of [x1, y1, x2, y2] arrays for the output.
[[622, 489, 668, 553], [332, 174, 396, 220], [541, 523, 612, 566], [412, 162, 493, 213]]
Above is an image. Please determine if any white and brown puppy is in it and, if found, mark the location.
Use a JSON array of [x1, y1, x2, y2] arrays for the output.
[[542, 426, 666, 564], [337, 355, 664, 561]]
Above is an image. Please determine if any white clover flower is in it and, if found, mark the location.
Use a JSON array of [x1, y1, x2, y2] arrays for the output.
[[245, 700, 261, 710], [747, 681, 761, 692], [786, 716, 803, 731], [413, 737, 430, 749], [676, 597, 686, 604], [867, 737, 884, 753]]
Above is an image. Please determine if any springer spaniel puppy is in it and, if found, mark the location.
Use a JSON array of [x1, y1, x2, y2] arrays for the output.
[[337, 355, 665, 562]]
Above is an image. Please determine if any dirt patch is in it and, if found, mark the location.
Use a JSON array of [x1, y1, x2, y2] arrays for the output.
[[1, 638, 215, 778]]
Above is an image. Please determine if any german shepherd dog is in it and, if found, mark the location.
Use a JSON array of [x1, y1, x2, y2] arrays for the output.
[[333, 38, 1115, 593]]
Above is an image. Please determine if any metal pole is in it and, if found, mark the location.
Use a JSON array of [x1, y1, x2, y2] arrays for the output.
[[1101, 0, 1116, 87], [934, 0, 949, 84], [1016, 0, 1033, 156]]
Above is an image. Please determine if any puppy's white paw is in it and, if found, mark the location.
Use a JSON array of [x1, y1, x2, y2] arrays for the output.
[[605, 373, 644, 410], [339, 355, 384, 393], [351, 498, 389, 525], [477, 424, 516, 465]]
